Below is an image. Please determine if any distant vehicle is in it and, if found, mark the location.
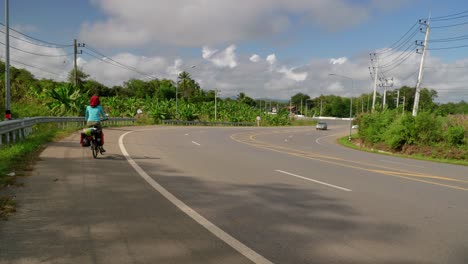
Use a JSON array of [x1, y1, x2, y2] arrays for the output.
[[316, 121, 327, 130]]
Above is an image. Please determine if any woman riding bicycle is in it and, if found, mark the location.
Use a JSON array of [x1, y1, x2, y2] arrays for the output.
[[84, 95, 108, 152]]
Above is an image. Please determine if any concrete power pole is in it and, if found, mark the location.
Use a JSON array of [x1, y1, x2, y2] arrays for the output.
[[379, 78, 393, 109], [396, 89, 400, 108], [413, 17, 431, 116], [5, 0, 10, 120], [74, 39, 77, 86], [370, 53, 379, 112]]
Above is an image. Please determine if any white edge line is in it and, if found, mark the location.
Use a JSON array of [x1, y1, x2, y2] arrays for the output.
[[192, 141, 201, 146], [275, 170, 352, 192], [315, 133, 342, 145], [119, 130, 273, 264]]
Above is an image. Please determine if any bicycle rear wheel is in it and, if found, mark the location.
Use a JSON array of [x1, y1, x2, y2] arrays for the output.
[[91, 142, 99, 158]]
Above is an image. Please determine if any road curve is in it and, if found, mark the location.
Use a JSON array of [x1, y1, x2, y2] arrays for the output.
[[1, 122, 467, 264]]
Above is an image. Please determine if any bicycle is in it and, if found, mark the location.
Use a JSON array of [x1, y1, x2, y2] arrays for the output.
[[81, 126, 104, 158]]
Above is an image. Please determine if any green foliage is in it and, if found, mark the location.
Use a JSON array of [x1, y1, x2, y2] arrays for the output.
[[358, 110, 467, 160], [446, 126, 465, 146], [383, 114, 415, 149], [46, 84, 88, 116], [413, 112, 443, 145]]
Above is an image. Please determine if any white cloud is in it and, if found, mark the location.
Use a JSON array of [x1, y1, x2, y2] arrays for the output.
[[0, 30, 464, 103], [250, 54, 261, 63], [266, 54, 277, 65], [79, 0, 414, 48], [330, 57, 348, 65], [278, 66, 308, 82], [202, 44, 237, 68]]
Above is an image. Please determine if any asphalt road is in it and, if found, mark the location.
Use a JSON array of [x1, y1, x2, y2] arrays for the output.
[[1, 121, 467, 264]]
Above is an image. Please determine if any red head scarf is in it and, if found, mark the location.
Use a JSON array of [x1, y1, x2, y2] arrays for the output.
[[90, 95, 100, 107]]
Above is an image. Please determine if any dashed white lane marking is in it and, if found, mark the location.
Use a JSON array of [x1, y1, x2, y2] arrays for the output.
[[380, 160, 425, 168], [119, 130, 274, 264], [185, 133, 189, 136], [275, 170, 352, 192], [192, 141, 201, 146]]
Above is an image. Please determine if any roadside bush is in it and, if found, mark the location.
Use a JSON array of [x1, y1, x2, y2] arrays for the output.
[[383, 114, 415, 150], [413, 112, 443, 145], [358, 110, 397, 144], [446, 125, 465, 146]]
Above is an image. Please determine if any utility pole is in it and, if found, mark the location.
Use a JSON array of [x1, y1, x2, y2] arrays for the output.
[[73, 40, 85, 86], [214, 89, 219, 121], [4, 0, 11, 120], [370, 53, 379, 112], [396, 89, 400, 108], [320, 99, 323, 116], [367, 94, 370, 112], [379, 77, 393, 109], [402, 95, 406, 115], [300, 98, 303, 115], [413, 17, 431, 116], [74, 39, 77, 86]]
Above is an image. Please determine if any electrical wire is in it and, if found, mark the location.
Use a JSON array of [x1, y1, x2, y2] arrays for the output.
[[429, 34, 468, 42], [381, 51, 416, 74], [432, 21, 468, 29], [0, 41, 73, 57], [430, 10, 468, 20], [378, 29, 418, 60], [82, 50, 156, 79], [378, 22, 419, 53], [85, 45, 141, 72], [380, 42, 416, 68], [0, 22, 72, 47], [428, 44, 468, 50], [10, 59, 62, 76], [0, 28, 72, 49]]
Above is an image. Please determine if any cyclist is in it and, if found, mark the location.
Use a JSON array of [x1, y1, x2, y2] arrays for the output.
[[84, 95, 108, 152]]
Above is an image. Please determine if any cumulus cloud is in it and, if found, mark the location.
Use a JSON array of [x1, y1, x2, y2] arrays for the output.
[[79, 0, 413, 48], [330, 57, 348, 65], [250, 54, 261, 63], [0, 30, 464, 103], [266, 54, 277, 65], [202, 45, 237, 68], [277, 66, 308, 82]]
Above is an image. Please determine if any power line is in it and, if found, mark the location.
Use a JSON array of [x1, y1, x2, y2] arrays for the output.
[[85, 45, 141, 72], [432, 21, 468, 29], [0, 40, 73, 57], [381, 51, 416, 74], [378, 22, 419, 53], [82, 50, 156, 79], [0, 41, 73, 57], [378, 30, 418, 59], [0, 22, 72, 47], [380, 42, 416, 68], [428, 44, 468, 50], [0, 28, 73, 49], [11, 59, 62, 76], [431, 14, 468, 21], [430, 10, 468, 20]]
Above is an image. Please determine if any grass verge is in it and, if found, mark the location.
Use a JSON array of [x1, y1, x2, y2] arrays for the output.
[[0, 124, 79, 220], [338, 136, 468, 166]]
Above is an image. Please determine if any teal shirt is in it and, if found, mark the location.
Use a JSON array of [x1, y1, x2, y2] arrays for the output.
[[85, 105, 106, 122]]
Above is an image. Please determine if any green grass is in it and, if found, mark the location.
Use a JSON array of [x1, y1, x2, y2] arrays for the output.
[[0, 124, 80, 220], [338, 136, 468, 166]]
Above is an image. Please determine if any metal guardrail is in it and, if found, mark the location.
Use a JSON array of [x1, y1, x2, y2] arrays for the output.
[[162, 120, 255, 126], [0, 117, 135, 146]]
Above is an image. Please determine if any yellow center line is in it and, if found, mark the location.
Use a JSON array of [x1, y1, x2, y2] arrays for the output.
[[230, 130, 468, 191]]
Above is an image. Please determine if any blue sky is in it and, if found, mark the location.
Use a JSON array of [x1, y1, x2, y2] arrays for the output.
[[0, 0, 467, 102]]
